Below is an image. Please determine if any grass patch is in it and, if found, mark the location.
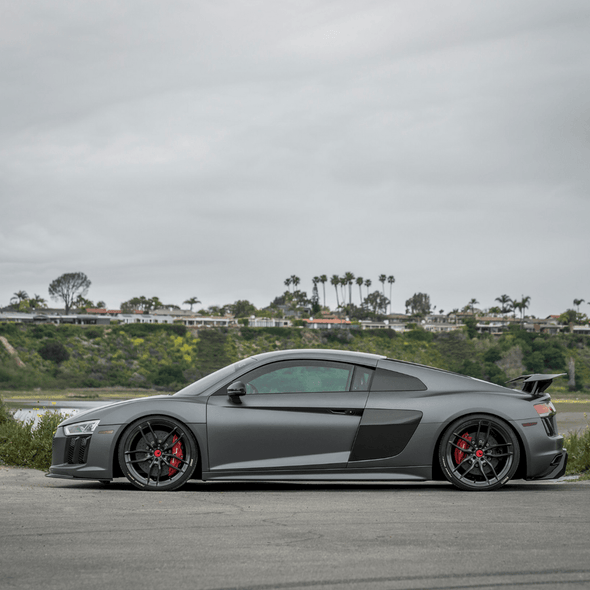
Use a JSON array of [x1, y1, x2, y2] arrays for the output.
[[553, 401, 590, 413]]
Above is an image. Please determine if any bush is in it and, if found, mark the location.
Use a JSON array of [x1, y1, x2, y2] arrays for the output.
[[85, 327, 103, 339], [31, 324, 57, 339], [0, 323, 19, 336], [196, 330, 230, 376], [459, 359, 485, 380], [406, 328, 433, 343], [0, 398, 10, 426], [463, 317, 478, 339], [525, 351, 545, 373], [153, 365, 186, 387], [484, 363, 508, 385], [240, 327, 294, 340], [359, 329, 397, 340], [0, 406, 63, 470], [38, 340, 70, 364], [118, 323, 186, 338], [564, 423, 590, 477], [484, 346, 502, 364]]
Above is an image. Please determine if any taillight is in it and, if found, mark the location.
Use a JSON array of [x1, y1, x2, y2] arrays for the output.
[[534, 402, 556, 418]]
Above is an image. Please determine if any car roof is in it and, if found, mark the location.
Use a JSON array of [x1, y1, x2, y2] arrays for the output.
[[251, 348, 385, 367]]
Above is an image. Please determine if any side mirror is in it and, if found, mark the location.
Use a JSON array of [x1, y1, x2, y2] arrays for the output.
[[227, 380, 246, 403]]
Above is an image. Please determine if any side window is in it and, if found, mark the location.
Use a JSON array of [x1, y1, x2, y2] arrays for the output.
[[370, 368, 427, 392], [350, 367, 374, 391], [242, 361, 354, 394]]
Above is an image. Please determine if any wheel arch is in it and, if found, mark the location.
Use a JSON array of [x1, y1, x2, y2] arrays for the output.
[[112, 413, 203, 480]]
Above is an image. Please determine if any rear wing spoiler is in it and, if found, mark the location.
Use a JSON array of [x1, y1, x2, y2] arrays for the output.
[[506, 373, 566, 396]]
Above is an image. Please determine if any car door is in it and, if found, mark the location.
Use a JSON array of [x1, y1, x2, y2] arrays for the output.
[[206, 360, 372, 472]]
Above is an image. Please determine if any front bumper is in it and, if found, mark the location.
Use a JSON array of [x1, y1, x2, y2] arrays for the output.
[[47, 424, 122, 481]]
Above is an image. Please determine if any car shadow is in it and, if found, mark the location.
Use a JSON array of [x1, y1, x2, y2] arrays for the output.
[[44, 477, 573, 493]]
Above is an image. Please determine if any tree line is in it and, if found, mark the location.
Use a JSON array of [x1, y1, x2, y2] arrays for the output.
[[4, 271, 590, 326]]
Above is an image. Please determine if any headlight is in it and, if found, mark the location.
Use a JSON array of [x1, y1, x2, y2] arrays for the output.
[[63, 420, 101, 436]]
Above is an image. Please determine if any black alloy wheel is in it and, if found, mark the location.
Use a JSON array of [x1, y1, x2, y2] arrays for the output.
[[118, 416, 198, 491], [439, 414, 520, 491]]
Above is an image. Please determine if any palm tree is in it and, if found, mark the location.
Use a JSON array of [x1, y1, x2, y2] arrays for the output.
[[343, 272, 355, 307], [378, 274, 387, 296], [574, 298, 585, 313], [284, 277, 292, 292], [30, 294, 47, 310], [339, 276, 347, 308], [512, 300, 523, 322], [183, 297, 201, 311], [10, 290, 28, 305], [356, 276, 364, 304], [468, 298, 479, 314], [319, 275, 327, 308], [508, 298, 517, 318], [495, 294, 512, 316], [312, 276, 320, 307], [330, 275, 340, 310], [291, 275, 300, 291], [364, 279, 372, 302], [387, 276, 395, 314], [519, 295, 531, 324]]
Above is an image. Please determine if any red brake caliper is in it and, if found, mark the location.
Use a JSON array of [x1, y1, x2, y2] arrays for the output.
[[168, 435, 183, 477], [454, 432, 472, 465]]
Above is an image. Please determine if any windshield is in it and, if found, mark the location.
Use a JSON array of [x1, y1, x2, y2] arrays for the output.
[[173, 356, 259, 396]]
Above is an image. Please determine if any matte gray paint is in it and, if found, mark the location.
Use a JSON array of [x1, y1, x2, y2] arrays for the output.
[[48, 349, 565, 486], [206, 390, 369, 470]]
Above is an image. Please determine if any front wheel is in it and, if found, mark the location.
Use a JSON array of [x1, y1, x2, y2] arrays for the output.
[[439, 414, 520, 491], [118, 416, 198, 491]]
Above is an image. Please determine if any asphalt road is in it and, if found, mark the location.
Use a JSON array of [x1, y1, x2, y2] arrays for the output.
[[1, 468, 589, 590]]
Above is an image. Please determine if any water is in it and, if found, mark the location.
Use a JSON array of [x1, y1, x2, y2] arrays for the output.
[[9, 400, 113, 428]]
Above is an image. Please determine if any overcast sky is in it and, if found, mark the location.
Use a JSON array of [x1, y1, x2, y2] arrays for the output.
[[1, 0, 589, 318]]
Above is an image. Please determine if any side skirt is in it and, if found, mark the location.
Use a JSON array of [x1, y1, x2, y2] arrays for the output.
[[202, 466, 431, 481]]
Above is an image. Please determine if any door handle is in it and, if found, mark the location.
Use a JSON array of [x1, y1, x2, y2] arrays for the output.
[[330, 409, 359, 415]]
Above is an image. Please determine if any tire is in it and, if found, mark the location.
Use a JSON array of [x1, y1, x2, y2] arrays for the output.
[[439, 414, 520, 491], [118, 415, 198, 491]]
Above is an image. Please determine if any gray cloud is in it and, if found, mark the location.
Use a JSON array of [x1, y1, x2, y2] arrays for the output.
[[1, 0, 589, 317]]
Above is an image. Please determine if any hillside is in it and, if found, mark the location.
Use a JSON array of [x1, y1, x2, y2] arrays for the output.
[[0, 322, 589, 393]]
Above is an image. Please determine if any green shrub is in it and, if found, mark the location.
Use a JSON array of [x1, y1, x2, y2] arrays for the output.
[[0, 398, 10, 426], [85, 327, 103, 339], [32, 324, 57, 339], [564, 422, 590, 476], [463, 317, 478, 339], [196, 330, 230, 376], [38, 340, 70, 364], [484, 363, 507, 385], [406, 328, 433, 343], [153, 365, 185, 387], [0, 359, 54, 390], [525, 351, 545, 373], [0, 407, 63, 470], [0, 323, 19, 336], [240, 326, 294, 340], [484, 346, 502, 364], [459, 359, 485, 380], [360, 329, 397, 340], [117, 323, 186, 338]]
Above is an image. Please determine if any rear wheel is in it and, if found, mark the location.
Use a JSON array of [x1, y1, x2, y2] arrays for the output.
[[118, 416, 198, 491], [439, 414, 519, 491]]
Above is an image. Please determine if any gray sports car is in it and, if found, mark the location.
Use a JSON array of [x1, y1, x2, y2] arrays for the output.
[[47, 349, 567, 491]]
